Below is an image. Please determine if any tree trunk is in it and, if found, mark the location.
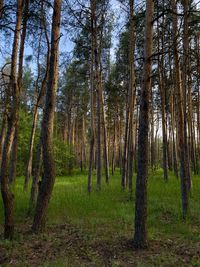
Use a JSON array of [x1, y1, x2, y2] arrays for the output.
[[87, 1, 95, 193], [133, 0, 154, 249], [24, 0, 50, 190], [32, 0, 62, 233], [0, 115, 7, 167], [172, 0, 189, 219], [91, 0, 101, 190], [121, 101, 129, 190], [9, 0, 29, 184], [182, 0, 192, 189], [157, 17, 168, 181], [29, 136, 43, 210], [127, 0, 136, 195], [0, 0, 23, 239], [171, 95, 179, 178], [100, 77, 109, 184]]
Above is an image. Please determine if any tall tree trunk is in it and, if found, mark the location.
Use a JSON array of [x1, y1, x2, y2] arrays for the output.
[[111, 117, 116, 175], [157, 16, 168, 181], [32, 0, 62, 233], [150, 91, 155, 170], [24, 1, 50, 190], [0, 0, 23, 239], [171, 95, 179, 178], [121, 100, 129, 189], [9, 0, 29, 184], [172, 0, 189, 219], [92, 0, 101, 190], [100, 78, 109, 184], [127, 0, 136, 195], [182, 0, 192, 189], [87, 1, 95, 193], [133, 0, 154, 249]]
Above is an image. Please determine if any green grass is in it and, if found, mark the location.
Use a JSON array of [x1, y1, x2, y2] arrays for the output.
[[0, 169, 200, 266], [45, 170, 200, 240]]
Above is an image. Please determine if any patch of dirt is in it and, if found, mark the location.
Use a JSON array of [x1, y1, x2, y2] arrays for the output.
[[0, 223, 200, 267]]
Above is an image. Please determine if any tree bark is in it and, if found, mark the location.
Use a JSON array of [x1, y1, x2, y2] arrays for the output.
[[172, 0, 189, 219], [24, 0, 50, 190], [182, 0, 192, 189], [0, 115, 7, 167], [133, 0, 154, 249], [29, 136, 43, 210], [0, 0, 23, 239], [87, 1, 95, 193], [32, 0, 62, 233], [127, 0, 136, 195], [9, 0, 29, 184]]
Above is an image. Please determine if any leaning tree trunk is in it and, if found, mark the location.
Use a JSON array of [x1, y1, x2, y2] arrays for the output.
[[0, 0, 23, 239], [133, 0, 154, 249], [32, 0, 62, 233]]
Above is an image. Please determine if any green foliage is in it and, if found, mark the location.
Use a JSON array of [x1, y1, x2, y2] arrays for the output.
[[54, 137, 75, 176], [17, 109, 40, 176], [17, 109, 74, 177]]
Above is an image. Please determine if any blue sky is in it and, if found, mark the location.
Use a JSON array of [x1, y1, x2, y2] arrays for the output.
[[0, 0, 200, 68]]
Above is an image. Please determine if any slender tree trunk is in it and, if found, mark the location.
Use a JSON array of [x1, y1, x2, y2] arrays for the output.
[[157, 17, 168, 181], [92, 0, 101, 190], [172, 0, 189, 219], [87, 1, 95, 192], [182, 0, 192, 189], [0, 115, 7, 166], [150, 89, 155, 170], [29, 136, 43, 210], [171, 95, 179, 178], [24, 1, 50, 190], [24, 108, 39, 190], [32, 0, 62, 233], [9, 126, 18, 184], [111, 117, 116, 175], [100, 78, 109, 184], [127, 0, 136, 195], [9, 0, 29, 184], [133, 0, 154, 249], [121, 101, 129, 190]]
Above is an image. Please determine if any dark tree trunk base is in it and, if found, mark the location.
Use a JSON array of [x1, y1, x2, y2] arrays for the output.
[[4, 225, 14, 240], [133, 239, 148, 250]]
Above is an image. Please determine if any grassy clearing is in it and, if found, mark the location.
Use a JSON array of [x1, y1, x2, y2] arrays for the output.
[[0, 169, 200, 266]]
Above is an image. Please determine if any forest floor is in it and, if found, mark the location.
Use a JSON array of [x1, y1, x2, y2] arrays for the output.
[[0, 170, 200, 266]]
